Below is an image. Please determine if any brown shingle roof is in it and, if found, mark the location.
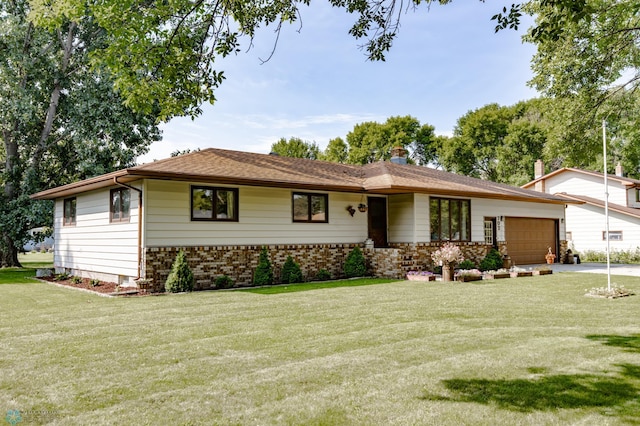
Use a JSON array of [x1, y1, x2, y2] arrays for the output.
[[555, 193, 640, 219], [31, 148, 568, 204]]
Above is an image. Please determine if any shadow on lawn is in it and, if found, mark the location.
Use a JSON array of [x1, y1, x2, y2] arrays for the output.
[[421, 335, 640, 423], [586, 334, 640, 353]]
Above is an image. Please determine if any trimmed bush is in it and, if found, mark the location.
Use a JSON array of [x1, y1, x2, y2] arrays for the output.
[[214, 275, 234, 289], [280, 255, 303, 284], [315, 269, 331, 281], [458, 259, 476, 270], [165, 250, 194, 293], [253, 246, 273, 286], [344, 246, 367, 278], [480, 249, 504, 271]]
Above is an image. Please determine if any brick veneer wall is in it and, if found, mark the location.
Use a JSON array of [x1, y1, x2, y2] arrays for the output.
[[144, 244, 363, 292], [143, 242, 496, 292]]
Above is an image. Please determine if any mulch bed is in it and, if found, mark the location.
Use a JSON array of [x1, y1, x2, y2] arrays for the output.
[[40, 276, 148, 297]]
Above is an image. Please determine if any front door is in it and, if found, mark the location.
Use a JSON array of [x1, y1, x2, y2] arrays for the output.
[[368, 197, 388, 247]]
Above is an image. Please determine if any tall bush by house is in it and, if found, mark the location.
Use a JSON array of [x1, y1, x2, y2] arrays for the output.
[[280, 255, 304, 284], [253, 246, 273, 286], [165, 250, 194, 293], [344, 246, 367, 278], [480, 248, 504, 271]]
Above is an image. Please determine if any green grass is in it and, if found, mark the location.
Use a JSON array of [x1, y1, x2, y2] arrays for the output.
[[240, 277, 400, 294], [1, 273, 639, 425], [0, 252, 54, 284], [18, 251, 54, 269]]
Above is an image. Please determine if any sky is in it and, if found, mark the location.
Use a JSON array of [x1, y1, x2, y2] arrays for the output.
[[138, 1, 538, 163]]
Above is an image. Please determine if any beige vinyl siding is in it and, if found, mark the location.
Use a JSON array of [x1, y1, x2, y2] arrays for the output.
[[388, 194, 415, 243], [546, 172, 628, 205], [469, 198, 564, 243], [566, 204, 640, 252], [414, 194, 431, 242], [144, 180, 368, 246], [54, 185, 140, 280], [627, 188, 640, 208]]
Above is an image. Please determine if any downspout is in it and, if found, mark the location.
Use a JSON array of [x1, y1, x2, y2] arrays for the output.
[[114, 177, 143, 279]]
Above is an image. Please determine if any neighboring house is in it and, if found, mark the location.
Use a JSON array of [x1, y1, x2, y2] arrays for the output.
[[22, 227, 54, 252], [31, 148, 570, 290], [523, 160, 640, 254]]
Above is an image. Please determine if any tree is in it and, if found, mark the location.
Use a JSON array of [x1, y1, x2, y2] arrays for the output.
[[345, 116, 437, 165], [270, 137, 320, 159], [0, 1, 160, 266], [33, 0, 519, 121], [437, 100, 551, 185], [322, 137, 348, 163]]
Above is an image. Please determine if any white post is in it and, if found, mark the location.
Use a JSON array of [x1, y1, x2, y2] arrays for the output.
[[603, 119, 611, 291]]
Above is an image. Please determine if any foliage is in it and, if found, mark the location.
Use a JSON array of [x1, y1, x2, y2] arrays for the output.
[[431, 242, 464, 266], [165, 250, 194, 293], [321, 138, 348, 163], [586, 285, 634, 299], [280, 255, 304, 284], [270, 137, 320, 159], [579, 248, 640, 264], [70, 276, 82, 284], [437, 100, 550, 184], [455, 269, 482, 278], [214, 275, 234, 289], [345, 116, 437, 165], [253, 247, 273, 286], [480, 249, 505, 271], [315, 269, 331, 281], [1, 1, 160, 266], [54, 273, 70, 281], [344, 247, 367, 278], [90, 279, 101, 287], [458, 259, 476, 270]]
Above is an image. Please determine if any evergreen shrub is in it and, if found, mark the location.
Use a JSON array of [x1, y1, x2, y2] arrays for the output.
[[165, 250, 194, 293], [480, 249, 504, 271], [280, 255, 303, 284], [253, 247, 273, 286], [344, 246, 367, 278]]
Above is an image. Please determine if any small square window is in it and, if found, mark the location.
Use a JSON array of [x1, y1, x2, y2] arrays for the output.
[[63, 198, 76, 226], [292, 192, 328, 223], [110, 188, 130, 223]]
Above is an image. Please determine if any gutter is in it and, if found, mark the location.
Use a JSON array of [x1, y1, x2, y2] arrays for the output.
[[113, 176, 143, 279]]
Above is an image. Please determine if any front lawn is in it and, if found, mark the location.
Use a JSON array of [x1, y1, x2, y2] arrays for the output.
[[1, 273, 639, 425]]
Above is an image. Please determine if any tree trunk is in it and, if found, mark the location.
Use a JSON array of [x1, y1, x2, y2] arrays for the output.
[[1, 235, 21, 268]]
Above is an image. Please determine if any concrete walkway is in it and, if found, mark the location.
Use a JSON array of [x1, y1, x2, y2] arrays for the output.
[[534, 262, 640, 277]]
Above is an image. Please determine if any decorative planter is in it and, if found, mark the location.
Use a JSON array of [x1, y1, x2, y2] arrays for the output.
[[510, 271, 534, 278], [483, 273, 511, 280], [532, 270, 553, 276], [456, 275, 483, 282], [441, 265, 454, 282], [406, 274, 436, 282]]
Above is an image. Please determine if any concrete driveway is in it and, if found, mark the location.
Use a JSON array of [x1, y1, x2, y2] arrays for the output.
[[541, 262, 640, 277]]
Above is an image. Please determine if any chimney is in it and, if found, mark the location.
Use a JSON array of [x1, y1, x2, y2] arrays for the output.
[[534, 159, 545, 179], [390, 146, 408, 165], [615, 162, 624, 177], [534, 160, 545, 193]]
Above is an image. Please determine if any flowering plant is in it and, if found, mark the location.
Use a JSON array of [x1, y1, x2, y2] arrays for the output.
[[407, 270, 434, 276], [431, 242, 464, 266], [455, 269, 482, 278]]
